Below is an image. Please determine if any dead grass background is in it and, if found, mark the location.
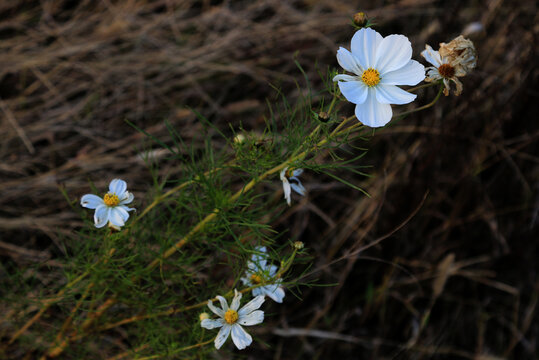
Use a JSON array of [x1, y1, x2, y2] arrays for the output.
[[0, 0, 537, 359]]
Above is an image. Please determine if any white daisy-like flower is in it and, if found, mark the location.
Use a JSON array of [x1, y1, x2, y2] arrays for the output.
[[421, 35, 477, 96], [241, 246, 285, 303], [333, 27, 425, 128], [280, 167, 305, 206], [201, 289, 265, 350], [80, 179, 135, 229]]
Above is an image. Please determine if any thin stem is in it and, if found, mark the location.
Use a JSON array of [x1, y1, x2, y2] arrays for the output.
[[406, 81, 439, 93], [136, 337, 215, 360], [394, 84, 444, 118]]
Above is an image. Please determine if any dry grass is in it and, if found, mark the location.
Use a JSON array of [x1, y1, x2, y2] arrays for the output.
[[1, 0, 538, 359]]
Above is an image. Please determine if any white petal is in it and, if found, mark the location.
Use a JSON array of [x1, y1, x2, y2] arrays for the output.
[[292, 169, 303, 177], [230, 289, 242, 311], [241, 276, 251, 286], [214, 325, 231, 349], [282, 178, 291, 206], [290, 180, 306, 196], [375, 85, 417, 105], [109, 179, 127, 195], [252, 287, 263, 297], [336, 47, 363, 75], [420, 44, 442, 67], [350, 27, 383, 69], [250, 248, 267, 269], [268, 265, 278, 276], [380, 60, 425, 86], [332, 74, 357, 82], [238, 310, 264, 326], [118, 191, 134, 205], [279, 168, 287, 181], [263, 285, 285, 303], [118, 205, 135, 213], [108, 207, 127, 227], [216, 296, 229, 312], [375, 34, 413, 73], [207, 299, 225, 317], [231, 324, 252, 350], [94, 205, 110, 228], [238, 295, 265, 317], [338, 81, 368, 105], [201, 318, 224, 329], [354, 90, 393, 128], [81, 194, 104, 209]]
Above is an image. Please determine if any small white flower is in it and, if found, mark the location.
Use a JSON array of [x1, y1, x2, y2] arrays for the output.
[[241, 246, 285, 303], [280, 167, 305, 206], [201, 289, 265, 350], [333, 27, 425, 127], [80, 179, 135, 229]]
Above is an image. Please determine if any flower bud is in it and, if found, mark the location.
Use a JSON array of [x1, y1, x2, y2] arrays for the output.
[[353, 12, 368, 28], [293, 241, 304, 250], [199, 312, 210, 322], [318, 111, 329, 122]]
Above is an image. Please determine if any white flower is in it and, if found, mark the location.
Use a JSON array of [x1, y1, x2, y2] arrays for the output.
[[421, 36, 476, 96], [80, 179, 135, 229], [333, 28, 425, 128], [280, 167, 305, 206], [241, 246, 285, 303], [201, 289, 265, 350]]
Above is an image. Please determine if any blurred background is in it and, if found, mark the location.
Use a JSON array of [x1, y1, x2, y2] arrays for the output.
[[1, 0, 537, 359]]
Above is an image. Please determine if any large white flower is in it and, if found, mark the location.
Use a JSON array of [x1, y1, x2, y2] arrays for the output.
[[80, 179, 135, 229], [333, 28, 425, 127], [241, 246, 285, 303], [201, 289, 265, 350], [280, 167, 305, 206]]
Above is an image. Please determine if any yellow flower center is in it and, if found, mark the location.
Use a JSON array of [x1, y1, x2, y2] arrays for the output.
[[438, 63, 455, 79], [361, 68, 380, 87], [103, 193, 120, 207], [250, 273, 263, 284], [224, 309, 239, 324]]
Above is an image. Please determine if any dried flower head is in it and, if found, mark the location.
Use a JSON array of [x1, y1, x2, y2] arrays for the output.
[[421, 35, 477, 96]]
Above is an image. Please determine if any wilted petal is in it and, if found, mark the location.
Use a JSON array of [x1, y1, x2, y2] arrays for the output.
[[380, 60, 425, 86], [109, 179, 127, 195], [214, 325, 231, 349], [81, 194, 104, 209], [230, 289, 242, 311], [216, 296, 229, 312], [351, 27, 384, 69], [421, 45, 442, 67], [119, 191, 134, 205], [282, 178, 291, 206], [231, 324, 252, 350], [238, 310, 264, 326], [332, 74, 357, 82], [375, 34, 412, 73], [201, 318, 224, 329], [354, 91, 393, 128], [375, 85, 417, 105], [207, 299, 225, 317], [338, 81, 368, 105], [336, 47, 363, 75], [94, 205, 110, 228], [238, 295, 265, 317]]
